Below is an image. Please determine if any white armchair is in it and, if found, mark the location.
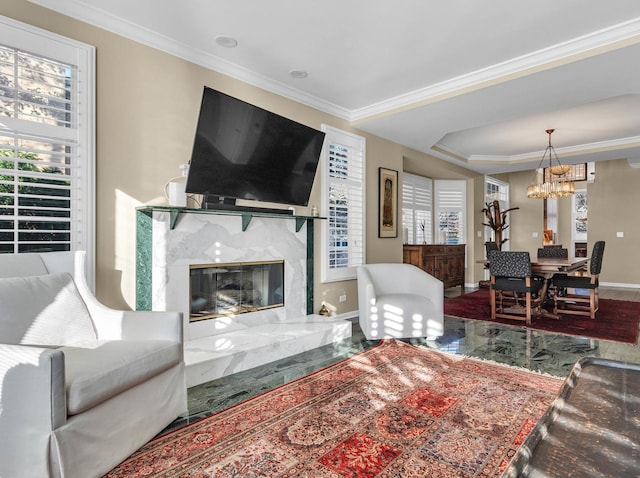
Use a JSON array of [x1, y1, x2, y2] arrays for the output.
[[357, 263, 444, 340], [0, 251, 187, 478]]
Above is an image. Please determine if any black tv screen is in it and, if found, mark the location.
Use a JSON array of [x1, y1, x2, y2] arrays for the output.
[[186, 86, 325, 207]]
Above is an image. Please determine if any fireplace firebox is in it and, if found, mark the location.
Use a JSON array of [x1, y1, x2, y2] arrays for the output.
[[189, 261, 284, 321]]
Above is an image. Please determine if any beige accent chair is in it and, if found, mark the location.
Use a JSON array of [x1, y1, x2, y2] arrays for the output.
[[357, 263, 444, 340], [0, 251, 187, 478]]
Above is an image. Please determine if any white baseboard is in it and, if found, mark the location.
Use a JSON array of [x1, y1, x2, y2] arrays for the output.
[[600, 281, 640, 289]]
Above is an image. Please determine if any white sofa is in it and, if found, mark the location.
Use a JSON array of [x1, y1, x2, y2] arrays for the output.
[[0, 251, 187, 478], [357, 263, 444, 340]]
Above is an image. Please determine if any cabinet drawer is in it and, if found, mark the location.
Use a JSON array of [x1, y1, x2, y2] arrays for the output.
[[424, 245, 446, 255]]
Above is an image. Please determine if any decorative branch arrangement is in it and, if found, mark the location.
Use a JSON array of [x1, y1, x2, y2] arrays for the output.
[[482, 200, 519, 249]]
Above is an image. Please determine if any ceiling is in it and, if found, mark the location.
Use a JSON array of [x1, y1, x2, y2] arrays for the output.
[[29, 0, 640, 174]]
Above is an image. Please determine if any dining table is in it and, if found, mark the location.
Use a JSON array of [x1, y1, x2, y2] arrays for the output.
[[477, 255, 590, 318], [477, 256, 588, 276]]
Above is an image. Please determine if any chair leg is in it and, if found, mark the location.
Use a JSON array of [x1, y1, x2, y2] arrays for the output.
[[490, 287, 497, 320], [553, 287, 599, 319], [525, 292, 532, 325]]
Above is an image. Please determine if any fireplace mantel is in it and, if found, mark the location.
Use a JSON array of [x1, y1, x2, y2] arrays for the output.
[[137, 205, 324, 231], [136, 205, 323, 319], [135, 206, 351, 386]]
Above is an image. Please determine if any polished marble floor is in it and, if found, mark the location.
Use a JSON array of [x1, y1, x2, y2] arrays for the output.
[[163, 286, 640, 434]]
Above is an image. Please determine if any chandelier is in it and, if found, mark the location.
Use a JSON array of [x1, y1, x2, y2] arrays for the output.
[[527, 129, 575, 199]]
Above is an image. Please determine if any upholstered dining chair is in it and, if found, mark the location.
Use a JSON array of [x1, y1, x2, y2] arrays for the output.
[[537, 247, 568, 258], [483, 241, 499, 271], [485, 241, 499, 257], [489, 251, 544, 324], [552, 241, 606, 319]]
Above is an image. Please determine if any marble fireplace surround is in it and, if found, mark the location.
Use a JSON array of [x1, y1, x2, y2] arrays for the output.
[[136, 206, 352, 387]]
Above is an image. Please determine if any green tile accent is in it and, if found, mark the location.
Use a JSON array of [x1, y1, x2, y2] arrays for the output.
[[241, 214, 252, 231], [306, 219, 314, 315], [136, 209, 153, 311], [295, 217, 307, 232], [169, 210, 180, 229]]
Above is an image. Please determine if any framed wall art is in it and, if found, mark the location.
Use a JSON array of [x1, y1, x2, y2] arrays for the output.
[[378, 167, 398, 238]]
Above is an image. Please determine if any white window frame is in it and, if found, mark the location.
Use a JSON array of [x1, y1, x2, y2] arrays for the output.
[[571, 189, 588, 243], [434, 179, 466, 244], [402, 172, 432, 245], [320, 125, 365, 283], [0, 16, 96, 288]]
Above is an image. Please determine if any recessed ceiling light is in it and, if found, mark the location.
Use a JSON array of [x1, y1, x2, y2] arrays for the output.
[[289, 70, 308, 79], [215, 35, 238, 48]]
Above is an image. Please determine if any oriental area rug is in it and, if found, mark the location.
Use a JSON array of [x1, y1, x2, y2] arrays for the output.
[[444, 289, 640, 344], [105, 340, 562, 477]]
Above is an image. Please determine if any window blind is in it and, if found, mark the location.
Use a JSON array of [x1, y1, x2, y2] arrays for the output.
[[0, 44, 80, 253], [434, 180, 466, 244], [321, 125, 365, 282], [402, 172, 432, 244]]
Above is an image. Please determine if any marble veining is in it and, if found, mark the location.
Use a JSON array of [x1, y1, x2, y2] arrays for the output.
[[147, 210, 309, 341], [137, 208, 349, 388], [184, 315, 352, 387]]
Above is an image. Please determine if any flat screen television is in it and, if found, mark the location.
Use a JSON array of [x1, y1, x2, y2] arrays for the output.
[[185, 86, 325, 209]]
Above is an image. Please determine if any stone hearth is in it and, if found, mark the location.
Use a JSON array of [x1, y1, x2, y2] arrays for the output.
[[136, 206, 352, 387]]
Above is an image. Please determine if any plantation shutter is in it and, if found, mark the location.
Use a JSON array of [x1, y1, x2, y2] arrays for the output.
[[321, 125, 365, 282], [402, 173, 432, 244], [434, 180, 466, 244], [0, 17, 94, 262]]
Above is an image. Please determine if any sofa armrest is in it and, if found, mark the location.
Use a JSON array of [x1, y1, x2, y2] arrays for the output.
[[0, 344, 66, 477]]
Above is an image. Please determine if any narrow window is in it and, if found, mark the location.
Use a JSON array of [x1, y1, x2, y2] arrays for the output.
[[320, 125, 365, 282], [434, 180, 466, 245], [0, 17, 95, 283], [402, 172, 432, 244]]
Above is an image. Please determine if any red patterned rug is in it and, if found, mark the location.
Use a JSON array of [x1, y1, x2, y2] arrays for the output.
[[105, 340, 562, 477], [444, 289, 640, 344]]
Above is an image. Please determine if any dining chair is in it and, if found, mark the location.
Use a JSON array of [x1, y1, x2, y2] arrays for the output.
[[489, 251, 544, 324], [537, 247, 568, 258], [483, 241, 499, 271], [552, 241, 605, 319], [485, 241, 499, 257]]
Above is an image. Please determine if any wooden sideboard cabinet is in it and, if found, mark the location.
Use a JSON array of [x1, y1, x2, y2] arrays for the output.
[[403, 244, 466, 289]]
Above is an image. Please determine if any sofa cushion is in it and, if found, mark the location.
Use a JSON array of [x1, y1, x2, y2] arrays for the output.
[[0, 272, 96, 345], [0, 253, 48, 278], [62, 339, 181, 415]]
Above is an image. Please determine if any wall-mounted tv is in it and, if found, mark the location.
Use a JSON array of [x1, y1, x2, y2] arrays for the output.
[[185, 86, 325, 210]]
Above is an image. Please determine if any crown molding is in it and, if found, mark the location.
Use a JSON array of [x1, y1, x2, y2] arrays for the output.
[[26, 0, 352, 120], [25, 1, 640, 124], [350, 17, 640, 121], [460, 136, 640, 163]]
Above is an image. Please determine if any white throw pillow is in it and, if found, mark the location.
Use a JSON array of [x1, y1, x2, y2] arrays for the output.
[[0, 272, 96, 345]]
